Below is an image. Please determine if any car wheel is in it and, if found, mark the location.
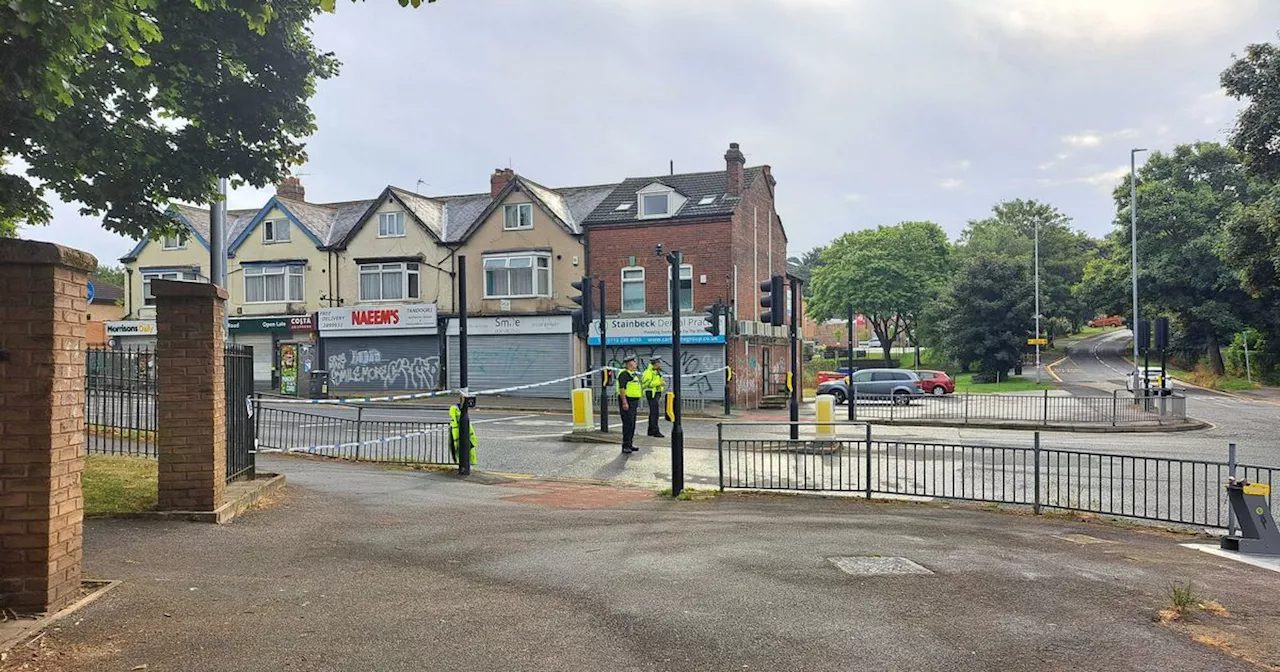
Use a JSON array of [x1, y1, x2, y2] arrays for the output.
[[892, 391, 909, 406], [931, 385, 946, 396], [831, 388, 847, 405]]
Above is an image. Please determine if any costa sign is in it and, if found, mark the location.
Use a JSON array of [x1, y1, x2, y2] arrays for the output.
[[318, 303, 437, 337]]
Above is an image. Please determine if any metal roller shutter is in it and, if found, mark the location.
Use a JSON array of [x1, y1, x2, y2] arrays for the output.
[[594, 344, 725, 400], [322, 335, 442, 393], [232, 332, 275, 387], [448, 334, 574, 398]]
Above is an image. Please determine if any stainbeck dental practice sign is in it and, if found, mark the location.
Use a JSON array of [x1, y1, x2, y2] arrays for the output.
[[318, 303, 439, 338]]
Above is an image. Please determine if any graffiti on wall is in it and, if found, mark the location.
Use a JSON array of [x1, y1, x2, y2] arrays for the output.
[[327, 348, 440, 390], [602, 345, 717, 395]]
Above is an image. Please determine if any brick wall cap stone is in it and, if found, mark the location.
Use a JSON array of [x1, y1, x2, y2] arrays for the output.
[[0, 239, 97, 272], [151, 279, 227, 300]]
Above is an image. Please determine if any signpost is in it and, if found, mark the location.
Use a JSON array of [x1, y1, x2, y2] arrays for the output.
[[86, 280, 95, 304], [1027, 338, 1048, 346]]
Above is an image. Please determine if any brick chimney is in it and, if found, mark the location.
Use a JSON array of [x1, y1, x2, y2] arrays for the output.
[[276, 176, 305, 201], [724, 142, 745, 196], [490, 168, 515, 199]]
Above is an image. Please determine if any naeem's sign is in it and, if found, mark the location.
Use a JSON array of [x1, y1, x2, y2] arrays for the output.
[[318, 303, 438, 337]]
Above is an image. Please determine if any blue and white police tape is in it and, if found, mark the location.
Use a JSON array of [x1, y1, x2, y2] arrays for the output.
[[252, 428, 446, 455], [254, 365, 731, 406]]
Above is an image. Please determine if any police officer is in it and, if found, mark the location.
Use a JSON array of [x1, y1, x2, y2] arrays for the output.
[[641, 356, 666, 438], [448, 404, 478, 465], [616, 355, 643, 453]]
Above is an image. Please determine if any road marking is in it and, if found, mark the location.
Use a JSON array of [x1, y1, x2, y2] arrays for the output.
[[1044, 355, 1068, 383], [502, 432, 573, 440], [470, 414, 537, 425], [299, 421, 344, 429]]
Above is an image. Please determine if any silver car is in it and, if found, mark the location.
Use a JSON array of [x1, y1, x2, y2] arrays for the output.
[[816, 368, 923, 405]]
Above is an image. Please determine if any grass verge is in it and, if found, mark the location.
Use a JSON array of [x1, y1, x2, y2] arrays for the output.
[[83, 455, 157, 516], [953, 373, 1053, 394]]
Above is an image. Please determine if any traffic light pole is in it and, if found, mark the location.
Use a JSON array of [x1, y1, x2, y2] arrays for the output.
[[668, 251, 684, 497], [598, 279, 609, 433], [457, 255, 471, 476], [723, 310, 731, 417], [847, 304, 855, 422], [789, 276, 799, 441]]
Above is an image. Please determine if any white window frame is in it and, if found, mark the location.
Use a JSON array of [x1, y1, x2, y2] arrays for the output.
[[378, 211, 406, 238], [161, 234, 186, 250], [668, 264, 693, 313], [483, 253, 551, 299], [503, 203, 534, 231], [621, 266, 646, 314], [358, 262, 421, 302], [142, 269, 200, 306], [640, 192, 671, 218], [243, 264, 305, 304], [263, 219, 291, 243]]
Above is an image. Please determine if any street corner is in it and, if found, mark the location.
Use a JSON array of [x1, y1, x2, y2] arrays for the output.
[[494, 479, 659, 510]]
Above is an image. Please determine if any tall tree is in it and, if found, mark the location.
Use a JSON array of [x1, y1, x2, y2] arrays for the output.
[[93, 264, 128, 288], [1, 0, 430, 239], [1104, 142, 1263, 373], [809, 222, 949, 362], [789, 245, 827, 297], [1221, 37, 1280, 182], [958, 199, 1098, 331], [934, 256, 1033, 381]]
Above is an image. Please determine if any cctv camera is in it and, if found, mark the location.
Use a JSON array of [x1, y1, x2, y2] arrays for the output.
[[654, 243, 663, 256]]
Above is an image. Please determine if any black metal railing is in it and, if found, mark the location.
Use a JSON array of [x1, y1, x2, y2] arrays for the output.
[[225, 345, 256, 482], [717, 422, 1277, 529], [837, 388, 1187, 426], [85, 346, 157, 457], [253, 403, 455, 465]]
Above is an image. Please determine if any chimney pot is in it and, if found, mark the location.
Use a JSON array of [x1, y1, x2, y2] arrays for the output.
[[491, 168, 515, 199], [276, 176, 305, 201]]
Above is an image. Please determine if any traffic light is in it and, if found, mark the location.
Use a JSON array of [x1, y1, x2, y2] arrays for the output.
[[1137, 319, 1151, 352], [703, 303, 722, 336], [570, 276, 592, 335], [1155, 316, 1170, 351], [759, 275, 784, 326]]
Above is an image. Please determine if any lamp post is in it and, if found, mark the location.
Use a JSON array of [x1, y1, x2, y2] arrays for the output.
[[1034, 217, 1040, 383], [1130, 148, 1147, 398]]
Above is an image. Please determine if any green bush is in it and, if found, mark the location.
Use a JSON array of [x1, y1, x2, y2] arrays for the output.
[[1225, 329, 1277, 383]]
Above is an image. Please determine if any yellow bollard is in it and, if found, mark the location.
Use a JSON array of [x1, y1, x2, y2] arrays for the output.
[[572, 387, 594, 431], [816, 394, 837, 438], [666, 391, 676, 422]]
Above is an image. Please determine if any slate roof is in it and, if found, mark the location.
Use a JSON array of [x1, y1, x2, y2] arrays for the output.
[[583, 166, 764, 225], [88, 278, 125, 304]]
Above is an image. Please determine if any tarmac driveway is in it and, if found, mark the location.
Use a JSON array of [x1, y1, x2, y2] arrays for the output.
[[5, 456, 1278, 671]]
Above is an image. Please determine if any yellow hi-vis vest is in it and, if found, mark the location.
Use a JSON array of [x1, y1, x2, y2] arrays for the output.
[[641, 365, 665, 396], [448, 404, 478, 465], [616, 369, 643, 398]]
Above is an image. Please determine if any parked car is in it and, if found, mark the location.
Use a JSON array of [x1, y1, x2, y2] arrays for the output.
[[816, 368, 923, 405], [1087, 315, 1125, 328], [815, 366, 859, 386], [917, 370, 954, 395], [858, 339, 882, 349]]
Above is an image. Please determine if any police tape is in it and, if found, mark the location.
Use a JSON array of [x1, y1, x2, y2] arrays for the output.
[[252, 429, 445, 455], [254, 365, 731, 406]]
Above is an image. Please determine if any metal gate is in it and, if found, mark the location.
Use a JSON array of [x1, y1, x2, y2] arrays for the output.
[[225, 345, 256, 482], [85, 346, 157, 456]]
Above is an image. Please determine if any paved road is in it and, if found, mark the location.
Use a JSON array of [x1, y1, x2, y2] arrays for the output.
[[15, 458, 1272, 671], [1053, 330, 1280, 451]]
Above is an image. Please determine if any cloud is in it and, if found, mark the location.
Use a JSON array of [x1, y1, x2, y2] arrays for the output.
[[1062, 133, 1103, 148], [939, 178, 964, 190], [957, 160, 972, 171], [844, 193, 865, 203], [969, 0, 1259, 44], [1037, 166, 1129, 192]]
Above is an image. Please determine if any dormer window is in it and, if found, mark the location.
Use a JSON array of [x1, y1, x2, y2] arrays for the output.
[[641, 193, 670, 217], [635, 183, 686, 220]]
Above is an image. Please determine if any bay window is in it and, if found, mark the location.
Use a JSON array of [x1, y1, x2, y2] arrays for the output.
[[142, 269, 200, 306]]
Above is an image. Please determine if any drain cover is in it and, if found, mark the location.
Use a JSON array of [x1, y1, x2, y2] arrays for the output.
[[828, 556, 933, 576]]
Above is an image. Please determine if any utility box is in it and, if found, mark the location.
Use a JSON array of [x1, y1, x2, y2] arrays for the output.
[[571, 387, 594, 431]]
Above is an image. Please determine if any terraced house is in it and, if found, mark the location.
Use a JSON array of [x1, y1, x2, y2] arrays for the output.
[[118, 142, 790, 407]]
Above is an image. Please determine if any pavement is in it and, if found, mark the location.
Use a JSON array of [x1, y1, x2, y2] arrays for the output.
[[5, 456, 1280, 671]]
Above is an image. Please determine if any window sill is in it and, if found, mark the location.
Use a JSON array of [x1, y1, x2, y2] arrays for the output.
[[357, 297, 421, 303], [377, 233, 407, 239], [484, 295, 551, 301], [244, 300, 304, 305], [501, 226, 534, 232]]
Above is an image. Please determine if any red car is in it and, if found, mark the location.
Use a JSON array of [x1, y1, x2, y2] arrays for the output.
[[918, 370, 954, 395], [1087, 315, 1125, 328]]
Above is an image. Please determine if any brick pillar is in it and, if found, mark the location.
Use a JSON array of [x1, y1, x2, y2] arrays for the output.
[[0, 239, 96, 615], [153, 280, 226, 512]]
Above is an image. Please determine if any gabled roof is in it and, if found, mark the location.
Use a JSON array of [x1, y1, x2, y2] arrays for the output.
[[228, 196, 378, 253], [582, 166, 766, 226], [444, 176, 615, 244], [120, 204, 257, 262], [88, 278, 125, 304]]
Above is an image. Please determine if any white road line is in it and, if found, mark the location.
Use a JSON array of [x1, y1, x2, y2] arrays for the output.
[[470, 414, 537, 425], [299, 421, 344, 429]]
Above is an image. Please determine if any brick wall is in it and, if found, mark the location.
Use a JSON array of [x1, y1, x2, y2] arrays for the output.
[[587, 219, 734, 315], [0, 239, 95, 615], [153, 280, 227, 512]]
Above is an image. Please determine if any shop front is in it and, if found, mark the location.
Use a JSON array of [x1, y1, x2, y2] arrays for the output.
[[589, 313, 728, 401], [228, 314, 317, 391], [105, 320, 158, 350], [317, 303, 441, 394], [446, 314, 577, 398]]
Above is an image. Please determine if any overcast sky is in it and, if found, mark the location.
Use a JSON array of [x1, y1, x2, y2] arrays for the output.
[[20, 0, 1280, 266]]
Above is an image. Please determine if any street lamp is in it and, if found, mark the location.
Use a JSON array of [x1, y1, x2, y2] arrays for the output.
[[1130, 148, 1147, 397], [1034, 219, 1040, 383]]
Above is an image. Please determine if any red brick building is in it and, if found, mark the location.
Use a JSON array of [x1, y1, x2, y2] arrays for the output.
[[583, 143, 790, 408]]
